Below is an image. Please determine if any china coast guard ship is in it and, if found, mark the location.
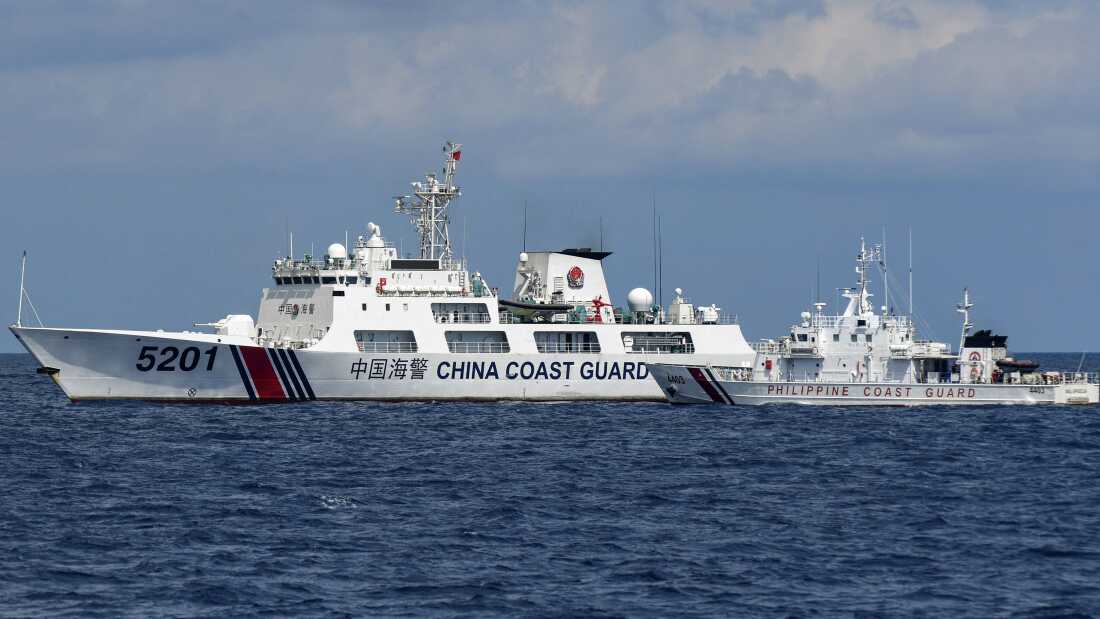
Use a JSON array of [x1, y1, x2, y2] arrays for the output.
[[649, 239, 1099, 406], [10, 142, 755, 402]]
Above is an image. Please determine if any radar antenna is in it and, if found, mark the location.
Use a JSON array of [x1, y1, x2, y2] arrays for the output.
[[394, 141, 462, 265]]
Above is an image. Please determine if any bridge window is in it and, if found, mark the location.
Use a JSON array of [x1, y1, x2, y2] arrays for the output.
[[322, 276, 337, 284], [292, 277, 303, 284], [535, 331, 600, 353], [346, 276, 358, 285], [446, 331, 510, 353], [354, 330, 417, 353]]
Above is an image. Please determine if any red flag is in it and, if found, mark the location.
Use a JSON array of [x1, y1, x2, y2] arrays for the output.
[[452, 150, 462, 161]]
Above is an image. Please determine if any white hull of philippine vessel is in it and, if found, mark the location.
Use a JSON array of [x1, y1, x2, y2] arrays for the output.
[[648, 364, 1100, 406], [11, 326, 738, 402]]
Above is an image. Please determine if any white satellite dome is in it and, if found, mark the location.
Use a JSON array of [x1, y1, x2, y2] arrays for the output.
[[366, 222, 385, 248], [519, 252, 529, 263], [327, 243, 347, 260], [627, 287, 654, 312]]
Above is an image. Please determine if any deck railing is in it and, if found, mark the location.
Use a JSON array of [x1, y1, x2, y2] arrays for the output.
[[535, 343, 603, 354], [433, 312, 493, 324], [1058, 372, 1100, 384], [447, 342, 511, 354], [356, 342, 418, 353], [624, 344, 696, 354]]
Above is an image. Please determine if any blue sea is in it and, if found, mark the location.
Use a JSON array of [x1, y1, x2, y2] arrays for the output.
[[1, 352, 1099, 617]]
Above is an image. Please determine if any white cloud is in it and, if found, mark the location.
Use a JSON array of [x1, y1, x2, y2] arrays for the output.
[[0, 0, 1096, 186]]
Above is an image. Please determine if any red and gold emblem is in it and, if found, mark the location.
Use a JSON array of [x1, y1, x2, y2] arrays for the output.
[[567, 265, 584, 288]]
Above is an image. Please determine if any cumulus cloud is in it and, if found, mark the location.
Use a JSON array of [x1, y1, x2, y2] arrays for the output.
[[1, 0, 1097, 186]]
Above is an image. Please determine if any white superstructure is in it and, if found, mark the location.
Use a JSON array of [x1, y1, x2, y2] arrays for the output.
[[10, 142, 755, 402], [650, 238, 1099, 406]]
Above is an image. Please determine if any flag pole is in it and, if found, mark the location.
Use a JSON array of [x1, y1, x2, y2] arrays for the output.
[[17, 251, 26, 328]]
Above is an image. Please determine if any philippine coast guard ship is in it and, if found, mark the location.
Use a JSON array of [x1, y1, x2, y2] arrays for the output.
[[650, 239, 1099, 406], [10, 142, 755, 402]]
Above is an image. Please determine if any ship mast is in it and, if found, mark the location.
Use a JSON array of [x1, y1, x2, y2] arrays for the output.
[[394, 141, 462, 266], [956, 288, 973, 353], [844, 237, 881, 317]]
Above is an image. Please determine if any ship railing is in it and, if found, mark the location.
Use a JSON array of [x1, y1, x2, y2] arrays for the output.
[[535, 343, 603, 353], [433, 312, 492, 324], [695, 314, 739, 325], [750, 341, 782, 354], [911, 342, 952, 357], [808, 315, 910, 329], [1058, 372, 1100, 384], [710, 366, 753, 382], [447, 342, 511, 354], [356, 342, 419, 353], [809, 315, 843, 328], [275, 258, 365, 270], [659, 314, 739, 325], [624, 344, 697, 354]]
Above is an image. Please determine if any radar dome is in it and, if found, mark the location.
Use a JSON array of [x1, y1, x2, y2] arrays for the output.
[[327, 243, 347, 260], [366, 222, 385, 248], [519, 252, 529, 263], [627, 288, 654, 312]]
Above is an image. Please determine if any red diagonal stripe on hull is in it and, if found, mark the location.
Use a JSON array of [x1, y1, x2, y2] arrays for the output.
[[688, 367, 724, 403], [239, 346, 286, 400]]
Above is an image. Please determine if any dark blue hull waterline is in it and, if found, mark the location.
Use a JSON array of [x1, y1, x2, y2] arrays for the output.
[[1, 352, 1099, 617]]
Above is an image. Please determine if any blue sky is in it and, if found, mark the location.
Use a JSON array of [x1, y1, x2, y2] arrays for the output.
[[3, 0, 1098, 352]]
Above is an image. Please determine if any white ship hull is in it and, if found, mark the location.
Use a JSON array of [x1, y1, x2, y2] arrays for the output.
[[648, 364, 1100, 406], [12, 326, 707, 402]]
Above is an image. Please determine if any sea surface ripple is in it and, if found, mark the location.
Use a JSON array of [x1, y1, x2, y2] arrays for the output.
[[1, 352, 1099, 617]]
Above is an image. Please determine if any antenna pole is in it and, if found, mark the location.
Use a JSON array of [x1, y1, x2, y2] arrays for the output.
[[816, 256, 821, 304], [17, 251, 26, 327], [652, 192, 657, 301], [882, 225, 888, 316], [908, 227, 913, 318], [523, 200, 527, 252], [657, 214, 663, 305]]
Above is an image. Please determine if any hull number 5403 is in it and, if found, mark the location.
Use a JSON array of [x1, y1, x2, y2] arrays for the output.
[[136, 346, 217, 372]]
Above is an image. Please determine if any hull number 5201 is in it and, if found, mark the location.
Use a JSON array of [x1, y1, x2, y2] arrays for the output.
[[136, 346, 217, 372]]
